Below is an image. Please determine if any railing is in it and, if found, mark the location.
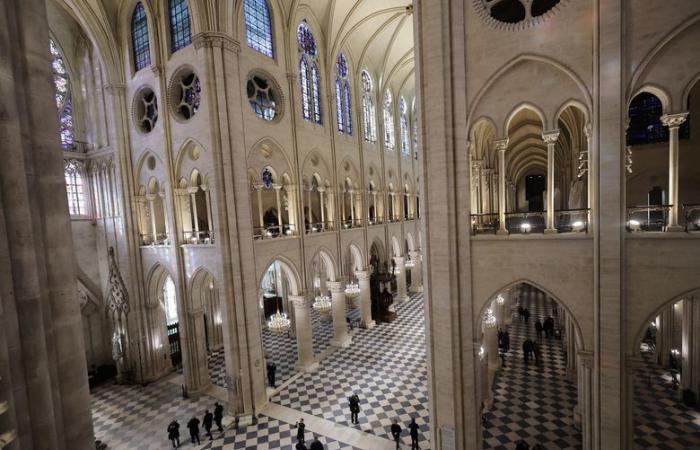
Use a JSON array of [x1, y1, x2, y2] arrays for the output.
[[626, 205, 671, 232], [367, 217, 384, 226], [386, 216, 401, 224], [555, 209, 590, 233], [305, 221, 334, 234], [342, 218, 363, 229], [140, 233, 169, 246], [183, 230, 215, 244], [405, 213, 416, 220], [255, 224, 296, 240], [471, 213, 499, 235], [684, 204, 700, 232], [506, 211, 546, 234]]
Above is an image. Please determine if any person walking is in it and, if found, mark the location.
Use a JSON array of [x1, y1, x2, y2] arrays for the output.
[[518, 306, 524, 321], [296, 418, 306, 444], [522, 339, 530, 364], [545, 316, 554, 338], [348, 393, 360, 424], [203, 409, 214, 441], [267, 361, 277, 388], [309, 436, 325, 450], [503, 330, 510, 352], [167, 420, 180, 449], [533, 340, 541, 367], [523, 308, 530, 323], [391, 419, 402, 450], [535, 319, 543, 339], [187, 416, 201, 445], [214, 402, 224, 432], [408, 417, 420, 450], [295, 442, 308, 450]]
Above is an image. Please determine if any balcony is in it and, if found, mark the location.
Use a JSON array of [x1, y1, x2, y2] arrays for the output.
[[683, 204, 700, 232], [471, 209, 590, 235], [341, 218, 363, 229], [305, 221, 335, 234], [255, 224, 297, 240], [140, 233, 169, 246], [183, 230, 215, 245], [626, 205, 671, 232]]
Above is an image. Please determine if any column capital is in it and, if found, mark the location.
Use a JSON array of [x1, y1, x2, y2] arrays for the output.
[[327, 281, 345, 293], [660, 112, 688, 128], [272, 184, 283, 191], [199, 184, 209, 192], [144, 194, 157, 202], [355, 270, 370, 281], [394, 256, 405, 265], [542, 129, 560, 143], [409, 250, 421, 259], [187, 187, 199, 195], [289, 295, 309, 309], [193, 32, 241, 53], [494, 138, 509, 151]]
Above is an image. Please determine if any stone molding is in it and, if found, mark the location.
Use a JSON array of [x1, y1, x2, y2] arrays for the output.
[[660, 112, 689, 128], [193, 32, 241, 53]]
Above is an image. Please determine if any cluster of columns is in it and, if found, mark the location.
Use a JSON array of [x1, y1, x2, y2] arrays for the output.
[[254, 183, 294, 234], [136, 192, 169, 245], [175, 185, 213, 243], [660, 112, 689, 231]]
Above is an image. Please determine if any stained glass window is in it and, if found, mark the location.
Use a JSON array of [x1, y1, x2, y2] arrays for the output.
[[64, 160, 86, 216], [131, 2, 151, 71], [361, 70, 377, 143], [383, 90, 395, 150], [298, 21, 322, 124], [169, 0, 192, 52], [400, 97, 410, 155], [335, 53, 352, 135], [413, 121, 419, 159], [163, 276, 179, 325], [244, 0, 274, 57], [247, 75, 277, 121], [626, 92, 689, 146], [50, 38, 75, 150]]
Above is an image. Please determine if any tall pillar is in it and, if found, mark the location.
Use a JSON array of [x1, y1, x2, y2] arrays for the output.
[[146, 194, 158, 243], [681, 296, 700, 396], [409, 250, 423, 292], [274, 184, 283, 233], [256, 187, 264, 231], [202, 184, 214, 237], [658, 305, 674, 367], [394, 256, 409, 302], [372, 192, 378, 222], [495, 139, 508, 234], [349, 190, 356, 224], [318, 188, 326, 228], [660, 113, 688, 231], [290, 295, 316, 371], [483, 316, 499, 409], [543, 130, 560, 233], [328, 282, 351, 347], [575, 351, 594, 449], [355, 271, 375, 329]]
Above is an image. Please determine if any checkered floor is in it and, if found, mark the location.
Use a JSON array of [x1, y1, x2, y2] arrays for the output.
[[201, 415, 361, 450], [633, 351, 700, 449], [91, 377, 226, 450], [271, 292, 430, 449], [482, 293, 581, 449]]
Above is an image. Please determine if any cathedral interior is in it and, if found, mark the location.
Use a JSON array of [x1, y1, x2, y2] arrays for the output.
[[1, 0, 700, 449]]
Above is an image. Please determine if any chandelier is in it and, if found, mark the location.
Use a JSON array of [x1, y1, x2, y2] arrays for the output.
[[345, 281, 360, 295], [267, 310, 291, 334], [496, 294, 505, 305], [313, 295, 332, 313], [483, 307, 497, 328]]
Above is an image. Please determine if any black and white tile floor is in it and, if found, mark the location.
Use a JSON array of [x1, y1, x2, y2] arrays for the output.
[[633, 352, 700, 449], [272, 292, 430, 449], [482, 295, 581, 449]]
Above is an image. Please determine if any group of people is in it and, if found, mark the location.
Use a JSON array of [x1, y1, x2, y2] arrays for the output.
[[522, 338, 542, 366], [390, 417, 421, 450], [517, 305, 531, 323], [534, 316, 556, 339], [167, 402, 224, 448], [293, 418, 326, 450]]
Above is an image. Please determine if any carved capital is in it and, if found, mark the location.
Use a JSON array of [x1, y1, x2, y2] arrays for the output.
[[289, 295, 309, 309], [542, 130, 560, 144], [327, 281, 344, 294], [354, 270, 369, 281], [494, 138, 509, 152], [660, 112, 689, 128], [193, 32, 241, 53]]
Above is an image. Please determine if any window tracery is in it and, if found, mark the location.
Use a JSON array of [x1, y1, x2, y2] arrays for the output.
[[335, 53, 352, 135], [244, 0, 274, 58], [298, 21, 322, 124], [475, 0, 564, 29], [64, 159, 86, 216], [168, 0, 191, 52], [131, 2, 151, 71], [383, 90, 395, 150], [361, 70, 377, 143], [50, 38, 75, 150], [247, 74, 278, 121], [400, 97, 410, 155]]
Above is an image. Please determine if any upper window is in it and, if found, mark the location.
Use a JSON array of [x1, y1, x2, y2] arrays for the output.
[[163, 276, 179, 325], [50, 38, 75, 150], [477, 0, 563, 29], [169, 0, 192, 52], [298, 21, 321, 124], [247, 74, 278, 121], [131, 2, 151, 71], [400, 97, 410, 155], [413, 120, 419, 159], [244, 0, 274, 58], [627, 92, 689, 146], [64, 160, 86, 216], [361, 70, 377, 143], [335, 53, 352, 135], [383, 90, 395, 150]]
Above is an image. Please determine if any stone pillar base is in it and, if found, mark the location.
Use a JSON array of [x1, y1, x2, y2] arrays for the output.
[[296, 360, 319, 373], [666, 225, 684, 232], [363, 319, 376, 329], [496, 229, 509, 235], [544, 228, 558, 234], [236, 413, 255, 428], [186, 381, 212, 400], [330, 335, 353, 348], [410, 285, 424, 293]]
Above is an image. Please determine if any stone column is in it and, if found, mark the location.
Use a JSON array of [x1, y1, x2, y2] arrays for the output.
[[256, 186, 264, 231], [495, 139, 508, 234], [355, 271, 375, 329], [372, 192, 378, 222], [681, 296, 699, 396], [349, 190, 356, 224], [394, 257, 409, 302], [483, 318, 499, 409], [409, 250, 423, 292], [318, 188, 326, 228], [146, 194, 158, 243], [543, 130, 560, 233], [274, 184, 283, 233], [575, 351, 594, 449], [565, 314, 577, 383], [202, 185, 214, 237], [660, 113, 688, 231], [658, 305, 674, 367], [290, 295, 316, 370], [328, 281, 351, 347]]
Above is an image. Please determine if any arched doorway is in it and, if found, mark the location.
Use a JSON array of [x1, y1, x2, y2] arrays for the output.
[[191, 269, 225, 387], [480, 282, 583, 450], [309, 250, 338, 355], [631, 292, 700, 449]]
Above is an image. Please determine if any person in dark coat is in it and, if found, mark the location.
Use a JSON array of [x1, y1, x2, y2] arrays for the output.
[[214, 402, 224, 432], [518, 305, 524, 321], [309, 437, 325, 450], [503, 330, 510, 352], [390, 419, 402, 450], [522, 339, 531, 364], [295, 418, 306, 444], [203, 409, 214, 440], [348, 393, 360, 424], [533, 340, 541, 367], [187, 416, 201, 445], [535, 319, 543, 339], [267, 361, 277, 387], [408, 417, 420, 450], [523, 308, 530, 323], [545, 316, 554, 338], [295, 442, 308, 450], [167, 420, 180, 449]]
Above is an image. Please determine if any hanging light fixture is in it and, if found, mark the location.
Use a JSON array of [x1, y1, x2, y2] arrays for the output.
[[313, 294, 332, 313], [267, 309, 291, 334], [483, 307, 497, 328], [496, 294, 505, 305], [345, 281, 360, 295]]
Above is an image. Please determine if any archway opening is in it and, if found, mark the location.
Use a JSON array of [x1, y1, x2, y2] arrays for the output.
[[162, 275, 182, 368], [309, 251, 336, 356], [480, 282, 582, 450]]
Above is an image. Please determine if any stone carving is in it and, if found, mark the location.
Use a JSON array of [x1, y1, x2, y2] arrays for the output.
[[106, 247, 130, 316]]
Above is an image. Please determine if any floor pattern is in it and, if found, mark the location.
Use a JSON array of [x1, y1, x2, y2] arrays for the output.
[[482, 294, 582, 449], [201, 415, 361, 450], [272, 292, 430, 449], [91, 377, 224, 450], [633, 351, 700, 449]]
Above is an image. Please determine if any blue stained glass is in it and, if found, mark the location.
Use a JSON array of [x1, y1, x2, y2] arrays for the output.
[[400, 97, 410, 155], [49, 38, 74, 150], [626, 92, 689, 145], [384, 90, 395, 150], [131, 3, 151, 71], [244, 0, 274, 57], [335, 53, 352, 135], [169, 0, 192, 52], [361, 70, 377, 143], [298, 21, 321, 124], [297, 21, 317, 57]]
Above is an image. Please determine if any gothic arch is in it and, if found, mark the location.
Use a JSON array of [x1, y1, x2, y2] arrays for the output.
[[258, 256, 302, 296], [309, 247, 338, 282]]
